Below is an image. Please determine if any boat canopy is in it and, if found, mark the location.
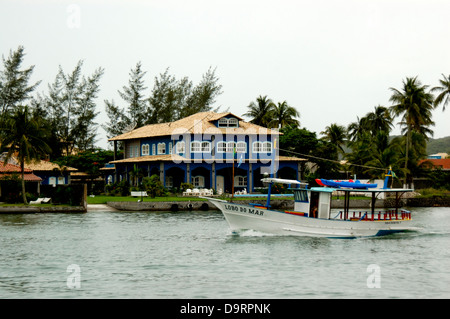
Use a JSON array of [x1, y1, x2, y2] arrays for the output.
[[309, 187, 335, 193], [261, 178, 304, 185], [333, 188, 414, 193], [261, 178, 305, 208]]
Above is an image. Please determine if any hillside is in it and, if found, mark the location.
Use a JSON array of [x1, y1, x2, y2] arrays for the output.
[[427, 136, 450, 155], [341, 136, 450, 157]]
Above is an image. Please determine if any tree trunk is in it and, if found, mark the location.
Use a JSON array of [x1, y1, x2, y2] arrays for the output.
[[404, 127, 410, 188]]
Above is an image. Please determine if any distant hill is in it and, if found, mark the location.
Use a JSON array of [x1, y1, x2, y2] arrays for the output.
[[388, 135, 450, 155], [343, 135, 450, 156], [427, 136, 450, 155]]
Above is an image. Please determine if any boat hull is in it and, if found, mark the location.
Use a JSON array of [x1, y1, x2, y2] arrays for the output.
[[209, 200, 412, 238], [317, 179, 378, 189]]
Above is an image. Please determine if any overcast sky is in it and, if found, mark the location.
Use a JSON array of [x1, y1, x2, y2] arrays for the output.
[[1, 0, 449, 149]]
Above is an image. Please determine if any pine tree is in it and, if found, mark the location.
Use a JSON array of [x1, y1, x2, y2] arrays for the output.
[[118, 61, 148, 127], [72, 67, 104, 150], [180, 67, 223, 118], [0, 46, 40, 117], [104, 62, 149, 138], [104, 65, 223, 141], [41, 61, 104, 155], [148, 68, 178, 123]]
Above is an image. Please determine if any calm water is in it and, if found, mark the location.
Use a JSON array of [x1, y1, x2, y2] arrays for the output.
[[0, 206, 449, 299]]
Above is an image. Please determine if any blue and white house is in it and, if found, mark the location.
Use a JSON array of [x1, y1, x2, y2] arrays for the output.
[[107, 112, 306, 193]]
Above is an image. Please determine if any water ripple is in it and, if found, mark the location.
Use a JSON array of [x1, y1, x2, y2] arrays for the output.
[[0, 207, 449, 298]]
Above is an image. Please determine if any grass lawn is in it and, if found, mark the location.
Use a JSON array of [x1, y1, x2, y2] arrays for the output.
[[87, 195, 209, 204], [86, 195, 298, 204]]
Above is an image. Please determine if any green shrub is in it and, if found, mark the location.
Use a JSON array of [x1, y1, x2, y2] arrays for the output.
[[180, 182, 194, 192], [142, 175, 168, 198]]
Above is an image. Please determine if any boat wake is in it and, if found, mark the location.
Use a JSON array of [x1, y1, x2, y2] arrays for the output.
[[229, 229, 277, 237], [409, 229, 450, 238]]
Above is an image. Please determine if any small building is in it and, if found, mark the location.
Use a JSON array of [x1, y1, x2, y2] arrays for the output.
[[419, 158, 450, 171], [427, 153, 449, 160], [0, 153, 77, 190], [24, 160, 78, 186], [0, 162, 42, 198], [106, 111, 307, 193]]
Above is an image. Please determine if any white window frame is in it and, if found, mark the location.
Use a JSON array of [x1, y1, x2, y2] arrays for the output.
[[127, 144, 134, 158], [262, 141, 272, 153], [252, 141, 262, 153], [253, 141, 272, 153], [225, 141, 235, 153], [228, 118, 238, 127], [190, 141, 201, 153], [49, 176, 57, 186], [236, 141, 246, 153], [176, 141, 185, 154], [191, 141, 211, 153], [152, 144, 156, 155], [142, 144, 150, 156], [217, 141, 246, 153], [218, 117, 239, 128], [157, 142, 166, 155], [166, 175, 173, 188], [201, 141, 211, 153], [168, 142, 173, 155], [218, 118, 228, 127], [234, 175, 247, 187], [191, 175, 205, 187], [217, 141, 227, 153]]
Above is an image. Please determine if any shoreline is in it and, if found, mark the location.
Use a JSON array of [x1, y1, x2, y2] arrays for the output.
[[0, 196, 448, 213], [0, 205, 87, 213], [106, 196, 450, 211]]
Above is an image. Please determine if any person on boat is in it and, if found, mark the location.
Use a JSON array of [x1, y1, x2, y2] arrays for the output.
[[311, 206, 318, 218]]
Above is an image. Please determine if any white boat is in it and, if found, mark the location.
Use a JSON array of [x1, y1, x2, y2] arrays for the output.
[[206, 177, 415, 238]]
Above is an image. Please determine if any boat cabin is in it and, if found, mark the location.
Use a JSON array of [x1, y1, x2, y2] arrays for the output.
[[261, 177, 334, 219], [262, 177, 413, 221], [292, 187, 333, 219]]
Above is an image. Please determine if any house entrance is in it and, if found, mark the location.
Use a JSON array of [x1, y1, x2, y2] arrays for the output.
[[216, 175, 224, 194]]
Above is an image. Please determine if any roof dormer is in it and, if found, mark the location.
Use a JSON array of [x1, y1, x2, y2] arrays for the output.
[[217, 115, 240, 128]]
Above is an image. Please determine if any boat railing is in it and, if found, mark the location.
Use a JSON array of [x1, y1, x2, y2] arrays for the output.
[[332, 209, 411, 221]]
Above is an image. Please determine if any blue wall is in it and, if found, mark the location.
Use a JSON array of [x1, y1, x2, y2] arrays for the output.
[[113, 122, 294, 193], [130, 133, 277, 161]]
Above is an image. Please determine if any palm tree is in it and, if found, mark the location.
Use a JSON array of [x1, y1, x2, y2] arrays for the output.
[[268, 101, 300, 129], [347, 116, 368, 142], [0, 105, 51, 204], [129, 164, 144, 187], [345, 131, 374, 177], [348, 106, 393, 143], [320, 123, 347, 158], [364, 131, 402, 179], [242, 95, 275, 127], [431, 73, 450, 111], [365, 105, 393, 134], [389, 76, 435, 187]]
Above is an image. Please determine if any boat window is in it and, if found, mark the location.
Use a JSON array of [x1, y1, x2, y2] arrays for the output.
[[294, 190, 308, 202]]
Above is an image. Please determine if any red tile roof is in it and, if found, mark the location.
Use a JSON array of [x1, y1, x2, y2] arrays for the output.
[[0, 162, 42, 181], [0, 162, 33, 173], [419, 159, 450, 170], [0, 173, 43, 182]]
